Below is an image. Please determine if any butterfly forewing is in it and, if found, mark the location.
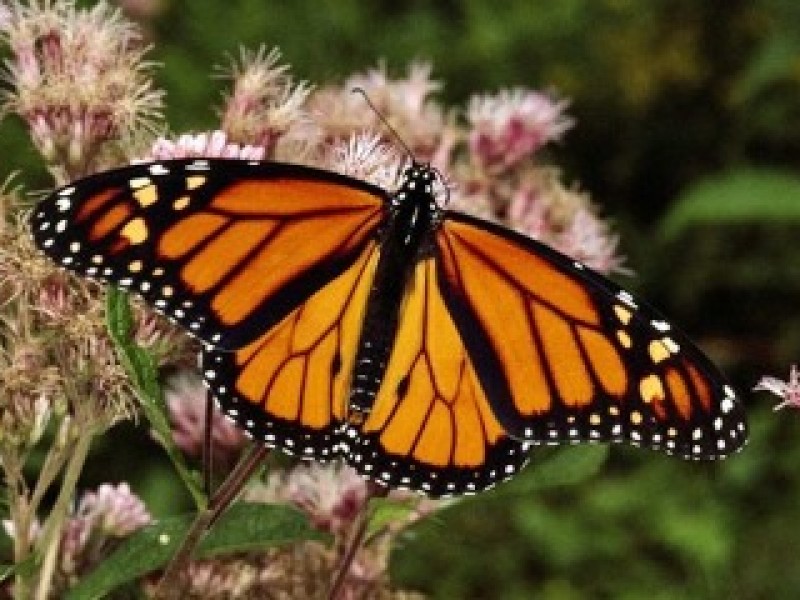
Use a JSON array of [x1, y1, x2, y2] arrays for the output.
[[31, 159, 387, 349], [436, 212, 747, 459]]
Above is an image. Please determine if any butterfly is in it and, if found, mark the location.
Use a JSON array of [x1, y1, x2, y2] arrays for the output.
[[31, 157, 748, 497]]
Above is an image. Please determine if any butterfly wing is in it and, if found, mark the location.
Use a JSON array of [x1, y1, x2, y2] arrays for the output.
[[353, 257, 529, 496], [435, 212, 748, 459], [202, 240, 381, 461], [31, 159, 387, 349]]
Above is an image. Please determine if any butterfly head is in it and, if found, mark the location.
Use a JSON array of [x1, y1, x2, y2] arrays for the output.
[[396, 162, 447, 213]]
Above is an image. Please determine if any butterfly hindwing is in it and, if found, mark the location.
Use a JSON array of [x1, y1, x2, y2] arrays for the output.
[[436, 212, 747, 459], [352, 257, 529, 496], [202, 241, 381, 460], [31, 159, 388, 349]]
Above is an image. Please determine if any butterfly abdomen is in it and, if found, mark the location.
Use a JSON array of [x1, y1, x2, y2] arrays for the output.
[[348, 167, 440, 414]]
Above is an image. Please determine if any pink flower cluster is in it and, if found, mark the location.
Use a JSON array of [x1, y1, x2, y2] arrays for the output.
[[3, 483, 150, 590], [755, 365, 800, 411]]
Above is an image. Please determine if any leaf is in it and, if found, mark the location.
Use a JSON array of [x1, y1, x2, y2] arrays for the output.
[[0, 554, 39, 585], [660, 168, 800, 241], [367, 496, 416, 537], [105, 288, 165, 415], [493, 445, 609, 497], [104, 288, 205, 507], [65, 503, 327, 600], [0, 565, 13, 584]]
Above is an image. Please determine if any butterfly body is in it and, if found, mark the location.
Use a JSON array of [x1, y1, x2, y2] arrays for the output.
[[32, 157, 747, 497], [348, 164, 440, 414]]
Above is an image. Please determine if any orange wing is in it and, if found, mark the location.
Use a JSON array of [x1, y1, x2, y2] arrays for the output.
[[203, 241, 380, 460], [351, 258, 529, 496], [436, 212, 748, 460], [32, 159, 387, 349]]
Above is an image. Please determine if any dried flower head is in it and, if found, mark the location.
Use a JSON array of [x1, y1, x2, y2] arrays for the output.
[[468, 88, 573, 172], [0, 334, 57, 448], [504, 167, 627, 275], [0, 0, 164, 178], [218, 46, 315, 156], [754, 365, 800, 411], [310, 61, 444, 159]]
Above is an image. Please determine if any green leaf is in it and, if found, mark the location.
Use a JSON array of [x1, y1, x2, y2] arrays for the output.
[[65, 503, 327, 600], [367, 496, 416, 537], [105, 288, 164, 414], [0, 563, 16, 585], [0, 554, 39, 585], [104, 288, 205, 508], [494, 445, 609, 496], [660, 168, 800, 241]]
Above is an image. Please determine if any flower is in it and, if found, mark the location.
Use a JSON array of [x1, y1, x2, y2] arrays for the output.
[[322, 132, 405, 190], [146, 130, 266, 162], [60, 483, 150, 577], [0, 0, 164, 177], [218, 46, 314, 155], [165, 369, 247, 466], [2, 483, 150, 589], [504, 167, 627, 275], [249, 462, 369, 536], [468, 88, 573, 171], [76, 482, 151, 537], [309, 61, 444, 160], [754, 365, 800, 411]]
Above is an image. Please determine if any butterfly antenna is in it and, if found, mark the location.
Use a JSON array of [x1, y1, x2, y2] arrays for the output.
[[351, 86, 415, 162]]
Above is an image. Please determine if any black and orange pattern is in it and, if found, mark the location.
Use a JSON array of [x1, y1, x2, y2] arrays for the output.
[[32, 158, 748, 497]]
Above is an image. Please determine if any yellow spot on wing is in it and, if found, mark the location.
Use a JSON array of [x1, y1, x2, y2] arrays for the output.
[[648, 340, 671, 364], [128, 260, 143, 272], [614, 304, 632, 324], [120, 217, 148, 245], [173, 196, 190, 210], [639, 374, 665, 404], [630, 410, 643, 425], [134, 184, 158, 207], [616, 330, 632, 349], [129, 176, 151, 189], [187, 176, 206, 190]]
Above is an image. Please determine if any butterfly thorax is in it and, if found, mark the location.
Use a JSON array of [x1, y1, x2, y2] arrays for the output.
[[347, 164, 440, 414]]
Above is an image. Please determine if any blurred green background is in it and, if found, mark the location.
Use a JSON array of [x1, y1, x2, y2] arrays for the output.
[[4, 0, 800, 598]]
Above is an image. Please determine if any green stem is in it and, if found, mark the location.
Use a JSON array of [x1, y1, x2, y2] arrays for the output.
[[33, 430, 93, 600], [327, 484, 389, 600], [28, 418, 72, 520], [151, 444, 270, 600], [2, 450, 32, 600]]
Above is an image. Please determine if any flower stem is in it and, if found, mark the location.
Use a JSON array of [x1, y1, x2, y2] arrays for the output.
[[327, 483, 389, 600], [152, 444, 270, 600], [33, 428, 94, 600]]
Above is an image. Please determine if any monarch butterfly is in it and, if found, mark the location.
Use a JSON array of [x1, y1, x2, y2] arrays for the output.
[[31, 157, 747, 497]]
